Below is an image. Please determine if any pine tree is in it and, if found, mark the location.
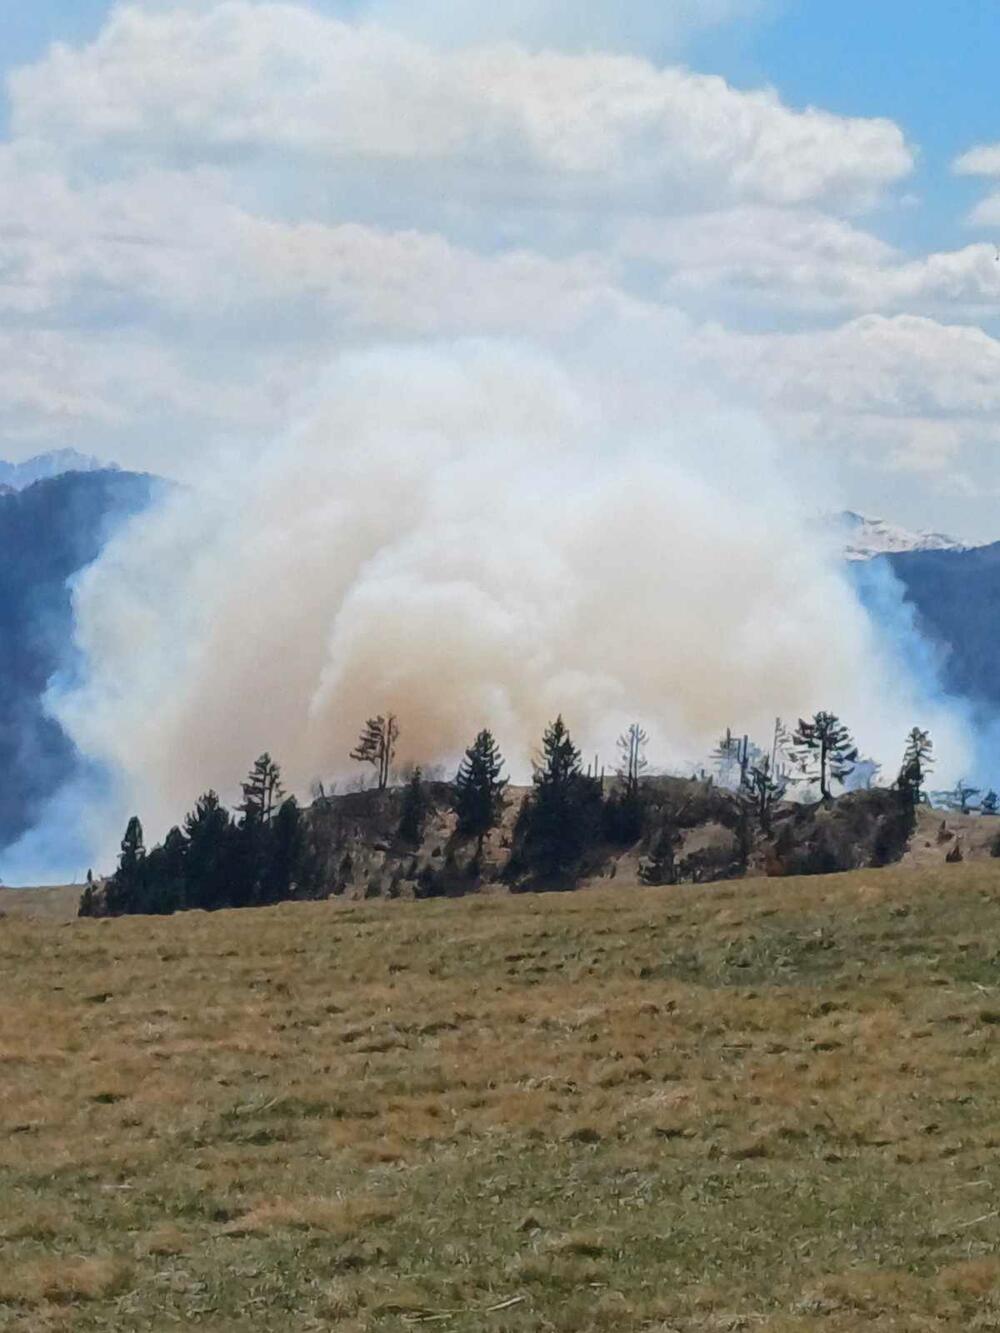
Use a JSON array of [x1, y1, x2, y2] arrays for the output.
[[260, 797, 307, 904], [398, 768, 429, 845], [897, 727, 933, 805], [792, 712, 858, 800], [351, 715, 400, 791], [982, 790, 1000, 815], [184, 791, 234, 910], [234, 755, 284, 906], [523, 716, 603, 878], [141, 826, 187, 915], [106, 816, 145, 914], [240, 754, 284, 825], [453, 730, 508, 850]]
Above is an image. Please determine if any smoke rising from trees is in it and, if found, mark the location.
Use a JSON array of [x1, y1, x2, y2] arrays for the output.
[[31, 340, 973, 871]]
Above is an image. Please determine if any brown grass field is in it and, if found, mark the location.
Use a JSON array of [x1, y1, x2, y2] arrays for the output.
[[5, 864, 1000, 1330]]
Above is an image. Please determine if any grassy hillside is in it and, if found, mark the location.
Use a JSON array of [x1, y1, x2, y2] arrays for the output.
[[5, 865, 1000, 1330], [0, 885, 83, 923]]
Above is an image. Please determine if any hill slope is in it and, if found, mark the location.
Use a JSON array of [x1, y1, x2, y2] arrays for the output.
[[5, 862, 1000, 1329]]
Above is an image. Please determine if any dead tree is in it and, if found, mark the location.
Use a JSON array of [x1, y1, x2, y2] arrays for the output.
[[617, 724, 649, 797], [350, 715, 400, 791]]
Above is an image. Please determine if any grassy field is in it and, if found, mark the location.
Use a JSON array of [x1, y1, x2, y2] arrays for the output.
[[5, 866, 1000, 1330], [0, 886, 84, 924]]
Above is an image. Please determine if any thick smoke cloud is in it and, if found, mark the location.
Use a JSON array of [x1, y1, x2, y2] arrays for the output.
[[44, 341, 972, 865]]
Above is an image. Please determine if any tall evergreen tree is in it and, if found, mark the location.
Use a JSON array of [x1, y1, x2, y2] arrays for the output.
[[453, 730, 508, 850], [141, 826, 187, 915], [234, 755, 285, 905], [106, 815, 145, 914], [184, 791, 234, 910], [523, 716, 603, 878], [792, 712, 858, 800], [897, 727, 933, 806], [260, 797, 307, 904]]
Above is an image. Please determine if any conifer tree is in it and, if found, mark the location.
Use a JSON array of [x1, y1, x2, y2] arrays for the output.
[[524, 716, 602, 878], [897, 727, 933, 805], [792, 712, 858, 800], [260, 797, 307, 904], [233, 755, 284, 905], [184, 791, 234, 910], [454, 730, 508, 850], [398, 767, 429, 845], [240, 754, 284, 825], [106, 816, 145, 914], [141, 826, 187, 915]]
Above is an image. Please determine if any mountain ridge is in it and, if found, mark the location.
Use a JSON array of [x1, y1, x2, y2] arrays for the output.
[[837, 509, 969, 561], [0, 449, 118, 491]]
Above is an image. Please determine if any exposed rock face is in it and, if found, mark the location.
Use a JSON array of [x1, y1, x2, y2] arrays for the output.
[[304, 780, 916, 901], [766, 789, 914, 879]]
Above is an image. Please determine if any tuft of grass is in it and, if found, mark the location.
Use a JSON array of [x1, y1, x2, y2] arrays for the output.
[[0, 1257, 131, 1307]]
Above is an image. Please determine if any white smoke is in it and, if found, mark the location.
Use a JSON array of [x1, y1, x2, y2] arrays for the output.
[[40, 338, 971, 866]]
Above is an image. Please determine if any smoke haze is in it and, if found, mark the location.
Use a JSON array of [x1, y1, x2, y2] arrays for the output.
[[36, 341, 972, 868]]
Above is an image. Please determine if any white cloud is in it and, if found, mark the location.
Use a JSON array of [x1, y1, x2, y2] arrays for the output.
[[955, 143, 1000, 177], [952, 143, 1000, 228], [10, 4, 912, 214], [967, 194, 1000, 229], [696, 314, 1000, 475], [622, 208, 1000, 316], [0, 156, 632, 339], [2, 0, 998, 525]]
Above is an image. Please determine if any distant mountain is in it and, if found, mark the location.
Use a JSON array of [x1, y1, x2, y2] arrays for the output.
[[837, 511, 968, 562], [0, 450, 118, 491], [0, 469, 158, 856], [883, 542, 1000, 712]]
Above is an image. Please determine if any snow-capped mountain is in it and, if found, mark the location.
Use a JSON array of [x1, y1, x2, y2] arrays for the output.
[[0, 449, 118, 490], [837, 511, 968, 562]]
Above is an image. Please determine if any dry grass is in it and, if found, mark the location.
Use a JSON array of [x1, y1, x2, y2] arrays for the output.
[[5, 863, 1000, 1329]]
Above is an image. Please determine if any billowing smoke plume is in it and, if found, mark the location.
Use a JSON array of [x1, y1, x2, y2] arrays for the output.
[[34, 340, 971, 868]]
